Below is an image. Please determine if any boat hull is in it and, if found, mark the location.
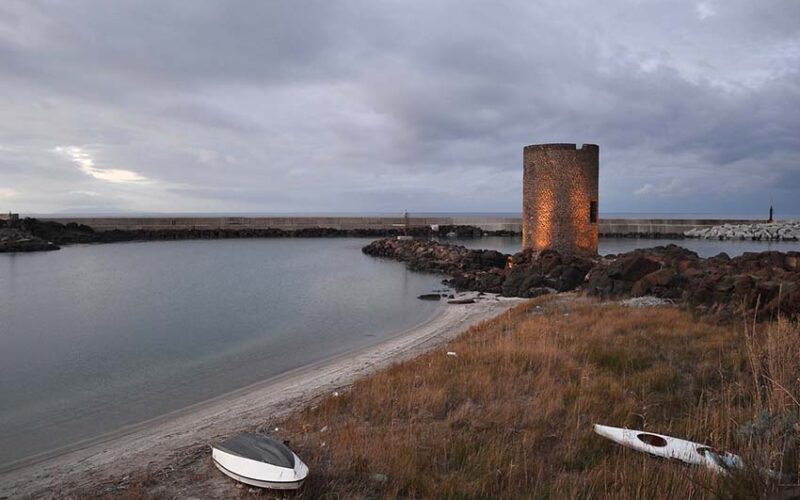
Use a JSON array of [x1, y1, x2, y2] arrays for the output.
[[211, 444, 309, 490], [212, 457, 305, 490]]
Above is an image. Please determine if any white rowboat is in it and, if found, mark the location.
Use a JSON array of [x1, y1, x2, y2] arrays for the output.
[[212, 433, 309, 489]]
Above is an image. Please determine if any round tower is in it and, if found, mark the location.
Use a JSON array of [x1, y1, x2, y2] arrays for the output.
[[522, 143, 599, 255]]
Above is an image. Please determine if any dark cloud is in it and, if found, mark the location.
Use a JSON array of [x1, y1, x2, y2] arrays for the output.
[[0, 0, 798, 215]]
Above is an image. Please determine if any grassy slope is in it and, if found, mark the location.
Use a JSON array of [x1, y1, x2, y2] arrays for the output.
[[268, 296, 800, 499]]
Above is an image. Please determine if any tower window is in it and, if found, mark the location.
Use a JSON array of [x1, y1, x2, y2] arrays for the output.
[[589, 201, 598, 223]]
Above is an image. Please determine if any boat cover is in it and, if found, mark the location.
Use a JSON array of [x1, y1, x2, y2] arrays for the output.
[[215, 433, 295, 469]]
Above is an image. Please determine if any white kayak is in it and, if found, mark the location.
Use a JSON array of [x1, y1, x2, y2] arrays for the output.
[[593, 424, 742, 474], [212, 433, 309, 489]]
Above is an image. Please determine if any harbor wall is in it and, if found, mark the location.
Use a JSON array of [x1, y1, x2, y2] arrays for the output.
[[37, 216, 762, 237]]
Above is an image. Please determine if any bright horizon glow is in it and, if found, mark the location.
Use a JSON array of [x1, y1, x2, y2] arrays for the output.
[[55, 146, 149, 184]]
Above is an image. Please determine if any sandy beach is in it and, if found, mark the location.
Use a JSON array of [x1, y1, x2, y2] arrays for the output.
[[0, 294, 523, 499]]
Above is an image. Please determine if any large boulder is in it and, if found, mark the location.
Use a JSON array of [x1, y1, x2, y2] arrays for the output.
[[631, 268, 676, 297], [608, 255, 661, 282]]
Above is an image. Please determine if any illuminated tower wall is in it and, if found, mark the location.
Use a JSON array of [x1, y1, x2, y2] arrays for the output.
[[522, 143, 599, 255]]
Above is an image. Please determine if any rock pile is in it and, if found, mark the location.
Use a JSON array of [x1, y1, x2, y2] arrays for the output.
[[506, 249, 595, 296], [364, 239, 800, 321], [587, 245, 800, 320], [585, 245, 699, 299], [685, 221, 800, 241], [0, 227, 59, 252], [363, 239, 597, 298], [689, 251, 800, 320], [361, 238, 507, 274]]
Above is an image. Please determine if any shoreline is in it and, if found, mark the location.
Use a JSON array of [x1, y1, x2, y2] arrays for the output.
[[6, 215, 794, 254], [0, 299, 446, 474], [0, 295, 524, 499]]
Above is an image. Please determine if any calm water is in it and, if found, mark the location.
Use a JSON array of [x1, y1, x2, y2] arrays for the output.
[[450, 236, 800, 258], [0, 238, 443, 468]]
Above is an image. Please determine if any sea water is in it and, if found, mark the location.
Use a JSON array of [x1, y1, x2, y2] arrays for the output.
[[0, 238, 442, 468]]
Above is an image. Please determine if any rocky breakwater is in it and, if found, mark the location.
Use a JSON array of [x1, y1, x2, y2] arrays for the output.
[[4, 218, 518, 251], [364, 239, 800, 321], [361, 238, 508, 274], [685, 221, 800, 241], [448, 248, 595, 297], [582, 244, 800, 320], [361, 239, 595, 298], [0, 226, 59, 252], [584, 245, 695, 299]]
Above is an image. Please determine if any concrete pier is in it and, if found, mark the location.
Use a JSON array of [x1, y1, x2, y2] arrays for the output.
[[598, 218, 757, 237], [34, 216, 762, 237]]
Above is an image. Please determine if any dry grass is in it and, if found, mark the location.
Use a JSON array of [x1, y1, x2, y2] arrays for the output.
[[252, 295, 800, 499]]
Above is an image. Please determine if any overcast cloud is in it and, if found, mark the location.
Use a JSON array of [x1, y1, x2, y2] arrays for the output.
[[0, 0, 798, 215]]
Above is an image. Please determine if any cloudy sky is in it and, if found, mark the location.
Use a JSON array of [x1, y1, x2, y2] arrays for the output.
[[0, 1, 798, 216]]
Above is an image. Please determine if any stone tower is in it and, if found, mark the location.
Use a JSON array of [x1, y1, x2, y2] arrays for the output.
[[522, 143, 599, 255]]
